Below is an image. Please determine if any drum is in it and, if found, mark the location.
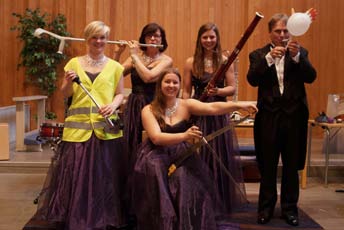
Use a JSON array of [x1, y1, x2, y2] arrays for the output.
[[38, 122, 64, 140]]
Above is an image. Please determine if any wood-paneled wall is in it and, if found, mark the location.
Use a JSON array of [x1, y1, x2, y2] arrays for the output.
[[1, 0, 343, 134]]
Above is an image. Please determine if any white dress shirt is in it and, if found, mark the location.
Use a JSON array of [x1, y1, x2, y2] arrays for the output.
[[265, 46, 300, 95]]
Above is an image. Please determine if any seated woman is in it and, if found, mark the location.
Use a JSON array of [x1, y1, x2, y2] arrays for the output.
[[129, 68, 257, 230]]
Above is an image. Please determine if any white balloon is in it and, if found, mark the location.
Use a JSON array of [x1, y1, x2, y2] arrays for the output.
[[287, 12, 312, 36]]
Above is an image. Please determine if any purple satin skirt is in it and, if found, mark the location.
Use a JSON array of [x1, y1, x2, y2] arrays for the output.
[[129, 139, 239, 230], [196, 113, 247, 213], [33, 134, 128, 230], [123, 93, 151, 164]]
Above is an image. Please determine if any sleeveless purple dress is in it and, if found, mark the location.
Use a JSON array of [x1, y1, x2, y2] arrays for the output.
[[129, 120, 239, 230], [32, 72, 128, 229], [124, 68, 156, 162], [191, 73, 247, 213]]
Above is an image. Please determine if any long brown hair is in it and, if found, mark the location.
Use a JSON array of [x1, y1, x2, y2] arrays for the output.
[[193, 23, 223, 77], [150, 68, 181, 128]]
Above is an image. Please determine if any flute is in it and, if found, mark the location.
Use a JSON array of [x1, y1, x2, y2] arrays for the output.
[[34, 28, 163, 54]]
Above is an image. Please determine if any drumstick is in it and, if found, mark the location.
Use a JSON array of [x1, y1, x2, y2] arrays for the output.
[[72, 76, 115, 128]]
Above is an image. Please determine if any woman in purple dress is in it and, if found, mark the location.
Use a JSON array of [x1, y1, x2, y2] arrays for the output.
[[130, 68, 257, 229], [183, 23, 246, 213], [33, 21, 127, 229], [114, 23, 173, 162]]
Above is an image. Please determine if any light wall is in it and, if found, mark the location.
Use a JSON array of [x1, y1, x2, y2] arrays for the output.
[[1, 0, 343, 137]]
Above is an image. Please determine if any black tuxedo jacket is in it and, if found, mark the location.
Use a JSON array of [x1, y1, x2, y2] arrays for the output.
[[247, 43, 316, 114], [247, 43, 316, 169]]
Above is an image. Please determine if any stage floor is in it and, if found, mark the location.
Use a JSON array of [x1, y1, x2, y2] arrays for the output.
[[0, 138, 343, 230], [0, 174, 343, 230]]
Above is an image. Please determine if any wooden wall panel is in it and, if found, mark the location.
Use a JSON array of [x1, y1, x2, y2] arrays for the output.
[[1, 0, 344, 135]]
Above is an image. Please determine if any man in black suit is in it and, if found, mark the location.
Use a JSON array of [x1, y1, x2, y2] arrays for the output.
[[246, 13, 316, 226]]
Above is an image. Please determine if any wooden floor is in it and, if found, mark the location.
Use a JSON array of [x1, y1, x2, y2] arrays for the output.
[[0, 138, 343, 230]]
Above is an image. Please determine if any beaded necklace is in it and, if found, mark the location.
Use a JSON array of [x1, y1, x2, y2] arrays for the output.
[[165, 99, 179, 122], [204, 57, 213, 69], [85, 54, 107, 67], [142, 53, 160, 65]]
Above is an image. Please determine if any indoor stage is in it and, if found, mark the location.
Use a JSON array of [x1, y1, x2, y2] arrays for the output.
[[0, 138, 343, 230]]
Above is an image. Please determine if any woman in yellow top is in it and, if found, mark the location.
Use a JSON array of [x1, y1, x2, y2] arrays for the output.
[[33, 21, 127, 229]]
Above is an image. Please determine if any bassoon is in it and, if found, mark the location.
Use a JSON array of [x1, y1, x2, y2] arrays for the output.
[[199, 12, 264, 102], [169, 12, 263, 175]]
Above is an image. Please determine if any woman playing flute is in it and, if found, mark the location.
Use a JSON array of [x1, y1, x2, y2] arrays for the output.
[[114, 22, 173, 164]]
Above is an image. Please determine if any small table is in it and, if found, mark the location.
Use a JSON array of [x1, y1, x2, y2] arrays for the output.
[[301, 120, 344, 188], [12, 95, 47, 151], [235, 121, 254, 128]]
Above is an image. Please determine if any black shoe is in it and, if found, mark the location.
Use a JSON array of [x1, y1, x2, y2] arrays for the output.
[[257, 211, 273, 224], [281, 213, 299, 226]]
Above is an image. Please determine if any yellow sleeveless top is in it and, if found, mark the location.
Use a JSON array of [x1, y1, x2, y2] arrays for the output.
[[62, 57, 124, 142]]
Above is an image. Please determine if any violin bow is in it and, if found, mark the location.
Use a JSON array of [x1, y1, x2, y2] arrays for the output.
[[168, 114, 252, 177], [201, 136, 249, 204]]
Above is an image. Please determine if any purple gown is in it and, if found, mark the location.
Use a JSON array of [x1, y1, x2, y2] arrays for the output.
[[124, 68, 156, 162], [32, 72, 128, 230], [129, 120, 239, 230], [192, 73, 247, 213], [33, 134, 127, 230]]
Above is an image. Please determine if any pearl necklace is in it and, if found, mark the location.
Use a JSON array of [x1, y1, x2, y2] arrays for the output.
[[165, 99, 179, 121], [204, 58, 213, 68], [85, 54, 107, 67]]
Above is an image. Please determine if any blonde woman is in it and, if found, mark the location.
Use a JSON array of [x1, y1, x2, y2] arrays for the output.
[[33, 21, 127, 229]]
